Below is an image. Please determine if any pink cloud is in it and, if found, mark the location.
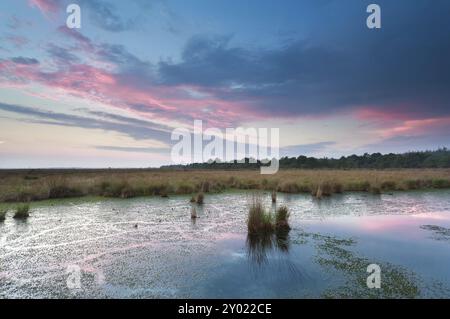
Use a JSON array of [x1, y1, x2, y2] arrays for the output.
[[0, 57, 255, 128], [354, 106, 450, 139], [29, 0, 61, 14]]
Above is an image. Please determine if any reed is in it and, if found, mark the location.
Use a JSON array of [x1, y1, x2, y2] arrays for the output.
[[247, 196, 274, 234], [13, 204, 30, 219]]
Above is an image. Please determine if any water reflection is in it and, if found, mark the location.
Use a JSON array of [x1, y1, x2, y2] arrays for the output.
[[246, 228, 291, 265]]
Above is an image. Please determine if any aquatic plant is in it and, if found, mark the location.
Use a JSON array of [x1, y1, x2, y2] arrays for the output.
[[195, 192, 204, 205], [191, 206, 198, 219], [0, 209, 6, 221], [247, 197, 274, 234], [420, 225, 450, 241], [312, 233, 420, 298], [13, 204, 30, 219], [271, 190, 277, 203], [275, 205, 290, 230]]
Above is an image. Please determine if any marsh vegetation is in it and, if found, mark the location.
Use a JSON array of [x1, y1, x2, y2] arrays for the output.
[[13, 204, 30, 219], [1, 169, 449, 203]]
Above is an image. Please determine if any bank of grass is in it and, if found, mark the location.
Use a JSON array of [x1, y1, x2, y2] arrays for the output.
[[0, 169, 449, 203]]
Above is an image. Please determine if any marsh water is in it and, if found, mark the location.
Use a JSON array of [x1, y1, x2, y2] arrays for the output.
[[1, 190, 450, 298]]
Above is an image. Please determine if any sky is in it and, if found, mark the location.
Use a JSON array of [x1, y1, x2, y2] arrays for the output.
[[0, 0, 449, 168]]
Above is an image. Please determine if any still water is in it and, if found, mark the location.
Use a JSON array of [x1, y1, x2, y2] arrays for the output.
[[1, 190, 450, 298]]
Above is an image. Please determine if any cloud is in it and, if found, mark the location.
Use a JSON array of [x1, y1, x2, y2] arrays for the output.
[[3, 35, 29, 49], [29, 0, 143, 32], [10, 57, 40, 65], [29, 0, 60, 13], [357, 134, 450, 155], [157, 1, 450, 120], [280, 142, 336, 157], [78, 0, 138, 32], [46, 43, 80, 64], [0, 102, 172, 144], [94, 145, 169, 153]]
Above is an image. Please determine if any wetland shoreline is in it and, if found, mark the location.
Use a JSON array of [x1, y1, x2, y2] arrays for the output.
[[0, 168, 449, 204]]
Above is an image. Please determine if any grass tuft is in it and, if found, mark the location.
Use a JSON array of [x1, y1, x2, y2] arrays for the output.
[[0, 209, 7, 222], [247, 196, 274, 234], [195, 192, 204, 204], [275, 205, 291, 230], [191, 206, 197, 219], [13, 204, 30, 219]]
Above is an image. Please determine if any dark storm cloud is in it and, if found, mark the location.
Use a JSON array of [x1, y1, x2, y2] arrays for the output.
[[157, 0, 450, 119]]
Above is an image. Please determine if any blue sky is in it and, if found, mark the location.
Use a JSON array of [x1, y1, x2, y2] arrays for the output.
[[0, 0, 449, 168]]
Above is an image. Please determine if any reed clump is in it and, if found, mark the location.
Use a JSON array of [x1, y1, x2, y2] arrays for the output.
[[0, 209, 7, 222], [195, 192, 204, 204], [275, 206, 291, 230], [191, 206, 198, 219], [247, 197, 274, 234], [247, 197, 291, 234], [13, 204, 30, 219]]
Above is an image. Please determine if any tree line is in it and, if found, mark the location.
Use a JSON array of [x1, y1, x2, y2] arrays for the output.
[[162, 148, 450, 170]]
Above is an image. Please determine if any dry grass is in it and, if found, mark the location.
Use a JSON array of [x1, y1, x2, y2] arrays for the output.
[[0, 168, 449, 203]]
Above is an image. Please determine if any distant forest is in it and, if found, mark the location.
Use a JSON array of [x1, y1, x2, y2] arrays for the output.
[[162, 148, 450, 170]]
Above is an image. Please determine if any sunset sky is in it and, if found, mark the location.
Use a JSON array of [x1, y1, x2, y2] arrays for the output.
[[0, 0, 449, 168]]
